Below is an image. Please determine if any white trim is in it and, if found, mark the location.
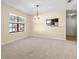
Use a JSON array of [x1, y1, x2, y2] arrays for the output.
[[1, 36, 30, 46], [1, 35, 66, 46], [30, 34, 66, 40]]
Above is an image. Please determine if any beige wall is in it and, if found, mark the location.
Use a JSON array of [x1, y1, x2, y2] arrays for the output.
[[1, 3, 31, 44], [1, 3, 66, 45], [31, 11, 66, 40]]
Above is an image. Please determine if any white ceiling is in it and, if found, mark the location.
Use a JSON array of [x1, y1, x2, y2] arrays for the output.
[[2, 0, 77, 15]]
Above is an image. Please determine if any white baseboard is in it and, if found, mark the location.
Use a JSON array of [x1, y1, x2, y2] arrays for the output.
[[30, 34, 66, 40], [1, 36, 30, 46], [1, 34, 66, 46]]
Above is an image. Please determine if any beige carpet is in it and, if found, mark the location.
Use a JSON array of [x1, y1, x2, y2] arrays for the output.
[[1, 37, 77, 59]]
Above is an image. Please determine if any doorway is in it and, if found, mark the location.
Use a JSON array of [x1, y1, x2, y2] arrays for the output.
[[66, 10, 77, 41]]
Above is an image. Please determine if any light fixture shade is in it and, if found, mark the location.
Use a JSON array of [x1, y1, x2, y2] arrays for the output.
[[33, 15, 40, 20]]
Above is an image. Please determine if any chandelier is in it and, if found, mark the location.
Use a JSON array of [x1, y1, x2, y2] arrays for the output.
[[34, 5, 40, 20]]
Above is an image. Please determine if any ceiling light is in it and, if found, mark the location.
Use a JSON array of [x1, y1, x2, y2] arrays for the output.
[[67, 0, 72, 3], [34, 5, 40, 20], [68, 13, 76, 16]]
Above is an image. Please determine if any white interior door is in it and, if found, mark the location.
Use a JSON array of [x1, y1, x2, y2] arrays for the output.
[[66, 15, 77, 36]]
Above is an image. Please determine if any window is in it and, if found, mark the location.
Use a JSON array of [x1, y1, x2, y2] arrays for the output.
[[9, 13, 24, 33]]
